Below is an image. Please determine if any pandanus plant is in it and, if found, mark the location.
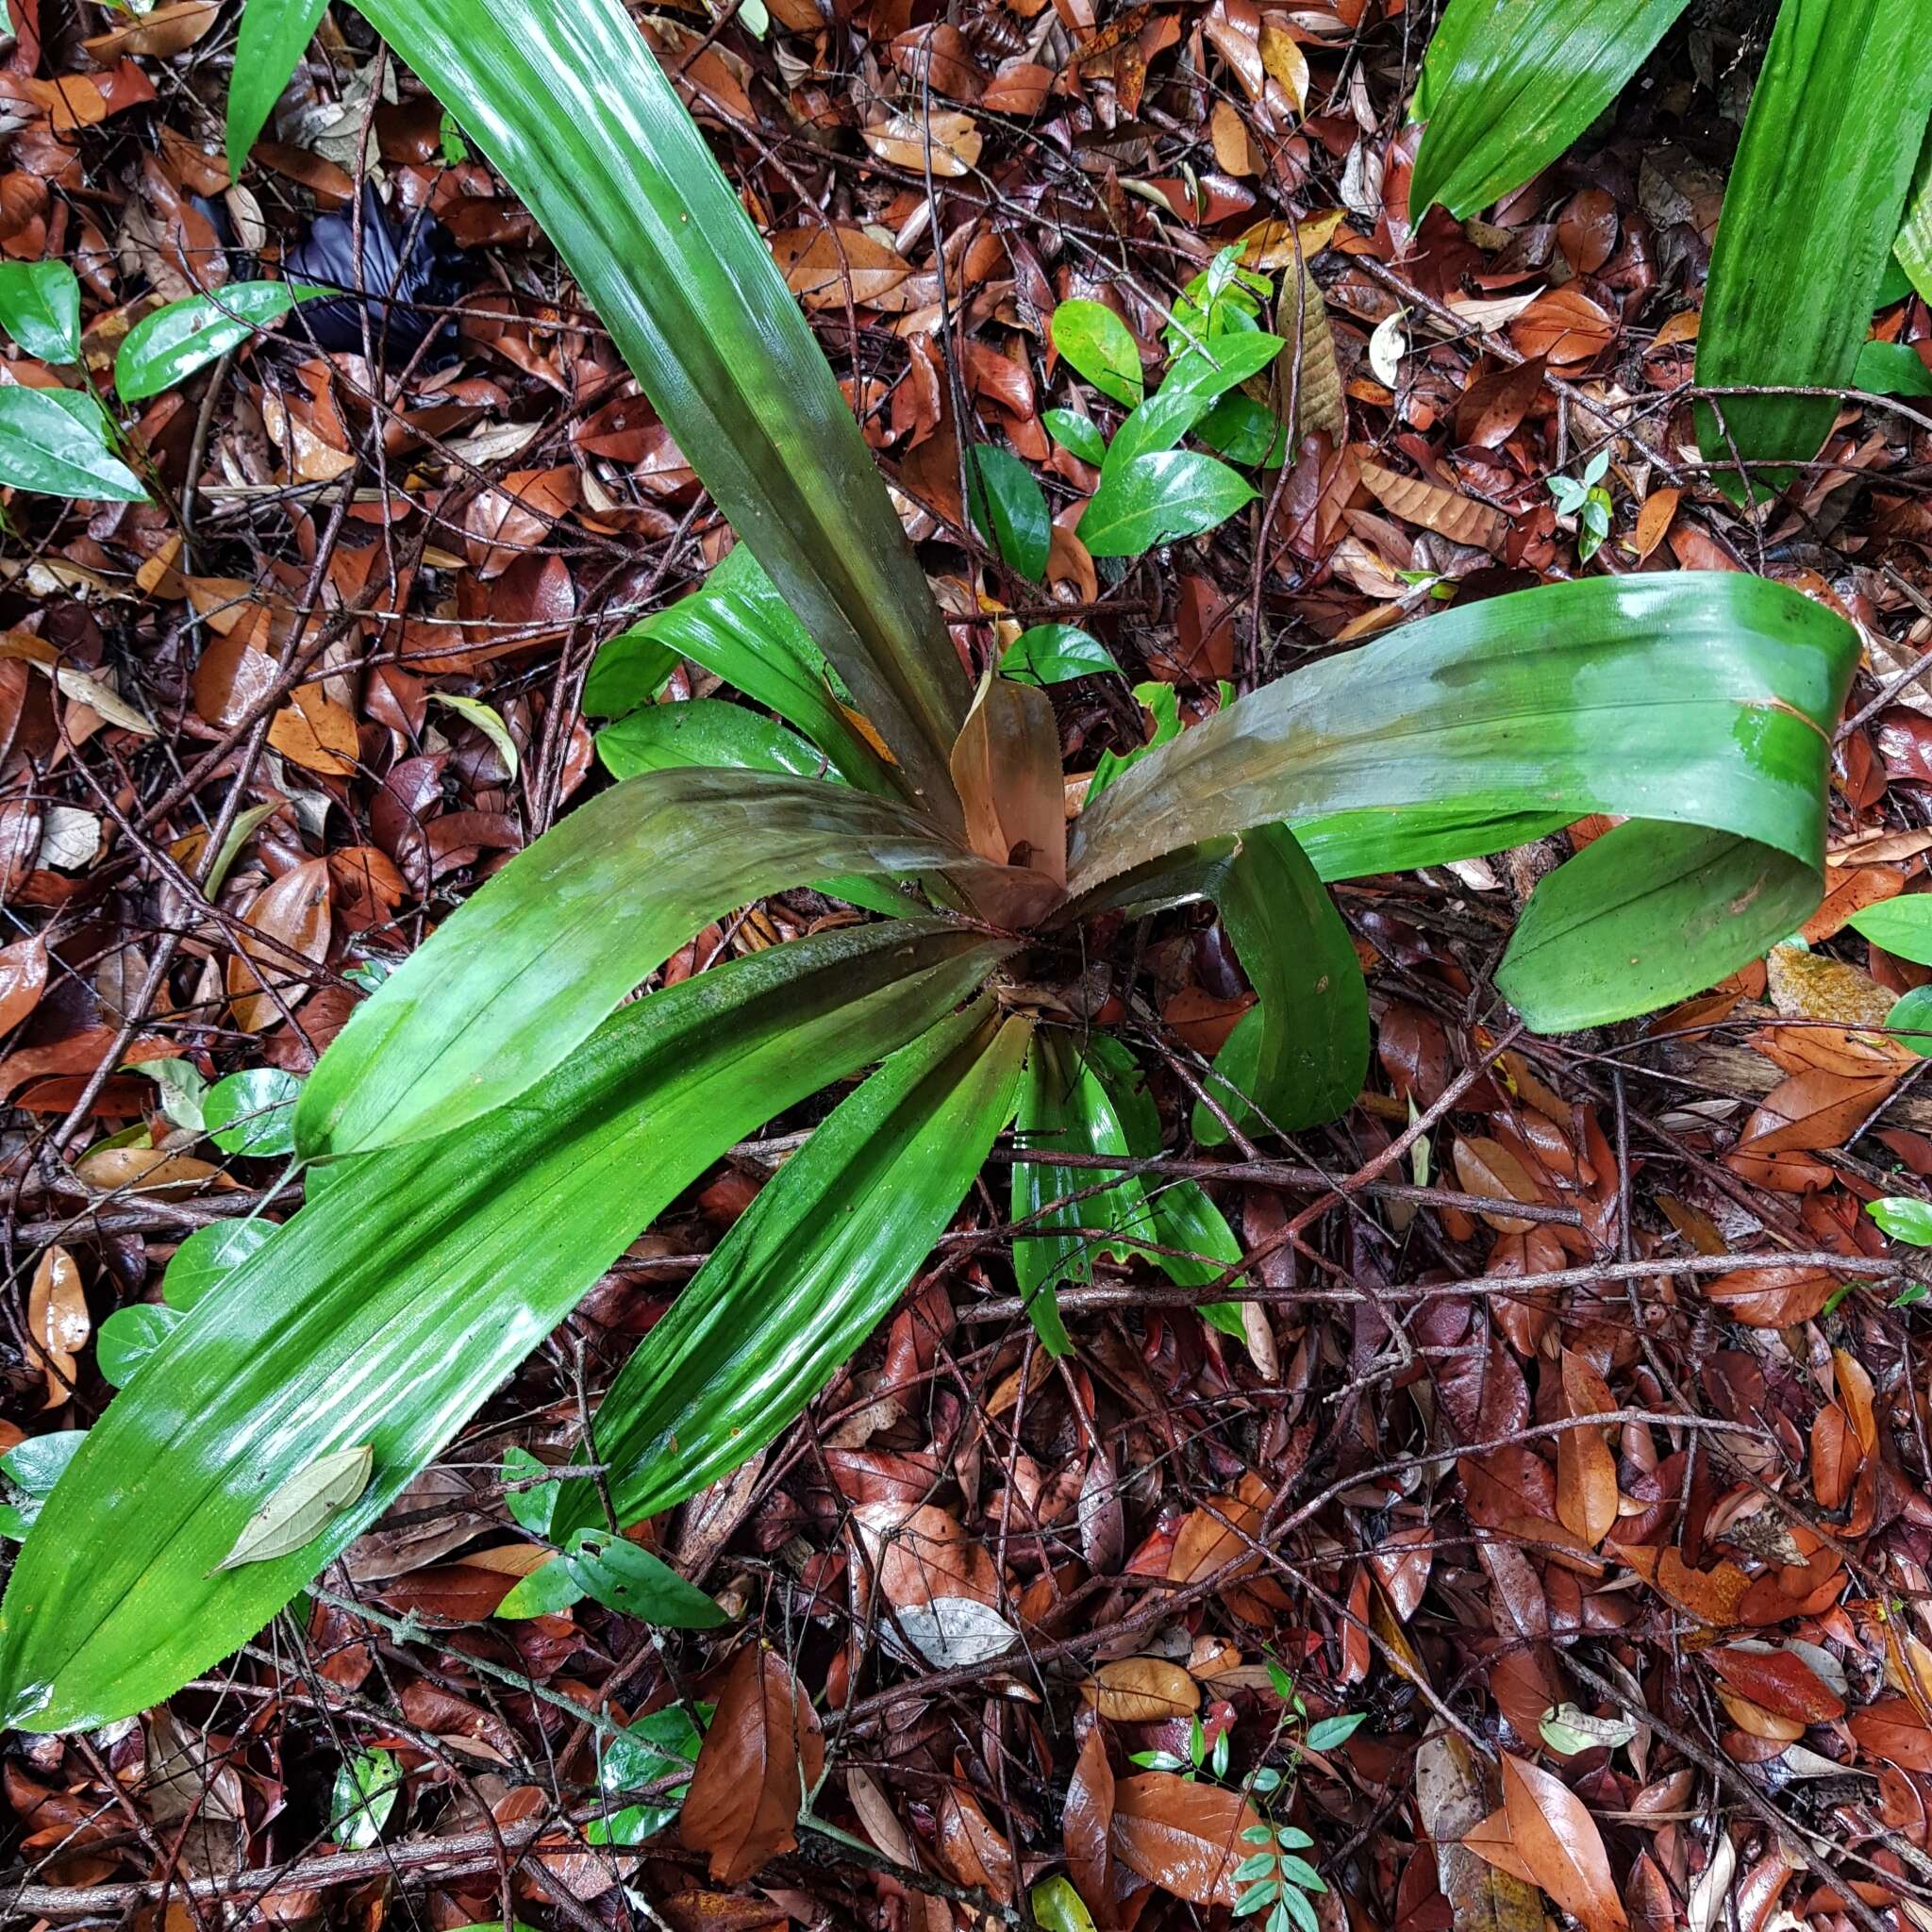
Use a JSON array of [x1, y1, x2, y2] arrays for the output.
[[0, 0, 1857, 1729]]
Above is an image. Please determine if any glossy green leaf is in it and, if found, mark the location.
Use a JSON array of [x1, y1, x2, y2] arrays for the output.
[[115, 282, 298, 403], [593, 700, 918, 920], [1058, 1034, 1246, 1339], [97, 1304, 183, 1389], [1011, 1034, 1137, 1355], [501, 1445, 555, 1537], [1032, 1875, 1100, 1932], [1080, 450, 1257, 559], [293, 765, 1020, 1158], [586, 1705, 702, 1845], [598, 697, 832, 782], [557, 1000, 1029, 1537], [1409, 0, 1690, 219], [1197, 393, 1289, 469], [1898, 131, 1932, 303], [0, 386, 146, 502], [347, 0, 966, 822], [1848, 895, 1932, 964], [0, 261, 80, 362], [1695, 1, 1932, 491], [227, 0, 328, 177], [0, 1433, 86, 1541], [494, 1555, 583, 1620], [0, 921, 1008, 1730], [1065, 574, 1857, 1032], [163, 1219, 275, 1311], [330, 1746, 401, 1851], [585, 545, 892, 794], [972, 445, 1051, 582], [205, 1068, 302, 1156], [1870, 1196, 1932, 1246], [1854, 339, 1932, 398], [1051, 298, 1144, 405], [1000, 625, 1121, 686], [1186, 823, 1368, 1141], [1106, 334, 1283, 475], [1888, 984, 1932, 1056], [1044, 407, 1107, 466], [565, 1529, 725, 1626]]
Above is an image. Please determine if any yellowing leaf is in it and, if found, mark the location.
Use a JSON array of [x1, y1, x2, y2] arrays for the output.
[[213, 1443, 374, 1572]]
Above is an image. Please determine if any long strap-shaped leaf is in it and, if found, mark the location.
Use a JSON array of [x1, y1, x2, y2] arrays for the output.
[[1694, 0, 1932, 491], [294, 764, 1026, 1158], [558, 999, 1029, 1537], [1409, 0, 1690, 220], [1063, 574, 1856, 1032], [0, 922, 1008, 1732], [347, 0, 966, 824], [1897, 132, 1932, 304]]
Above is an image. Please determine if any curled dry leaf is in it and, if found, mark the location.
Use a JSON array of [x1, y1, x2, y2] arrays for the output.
[[0, 934, 48, 1036], [26, 1245, 86, 1408], [1064, 1715, 1118, 1929], [268, 686, 359, 776], [1555, 1350, 1618, 1551], [228, 857, 332, 1033], [1359, 460, 1507, 554], [1452, 1136, 1544, 1234], [1081, 1657, 1201, 1723], [1108, 1771, 1259, 1907], [679, 1644, 824, 1883], [1499, 1752, 1626, 1932]]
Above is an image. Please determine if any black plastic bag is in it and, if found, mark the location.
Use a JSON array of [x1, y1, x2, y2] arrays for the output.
[[281, 184, 464, 361]]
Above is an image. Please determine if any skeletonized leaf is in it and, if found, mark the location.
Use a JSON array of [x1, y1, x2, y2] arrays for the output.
[[213, 1444, 374, 1572]]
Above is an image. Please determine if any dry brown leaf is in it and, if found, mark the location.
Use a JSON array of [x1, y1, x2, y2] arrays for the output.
[[862, 110, 982, 176], [74, 1147, 237, 1198], [1417, 1729, 1547, 1932], [1704, 1262, 1838, 1328], [227, 857, 332, 1033], [83, 0, 220, 59], [0, 935, 48, 1037], [1109, 1772, 1259, 1907], [1275, 262, 1343, 443], [1064, 1717, 1119, 1928], [1500, 1752, 1627, 1932], [26, 1245, 85, 1407], [679, 1645, 824, 1884], [1452, 1136, 1545, 1234], [769, 225, 919, 311], [1629, 487, 1680, 561], [1082, 1657, 1201, 1723], [1359, 461, 1507, 552], [269, 687, 358, 776], [1555, 1351, 1618, 1550]]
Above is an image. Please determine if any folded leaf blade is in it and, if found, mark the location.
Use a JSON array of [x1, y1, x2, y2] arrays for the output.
[[1410, 0, 1690, 220], [1065, 574, 1855, 1030], [560, 1000, 1029, 1536]]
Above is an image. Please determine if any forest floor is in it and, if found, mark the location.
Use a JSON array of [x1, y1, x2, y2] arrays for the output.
[[4, 1, 1932, 1930]]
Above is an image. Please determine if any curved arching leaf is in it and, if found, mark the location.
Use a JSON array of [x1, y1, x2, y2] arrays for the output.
[[347, 0, 965, 823], [293, 765, 1025, 1158], [1064, 574, 1857, 1032], [0, 921, 1009, 1732], [558, 999, 1029, 1537], [1410, 0, 1690, 220], [1694, 0, 1932, 494]]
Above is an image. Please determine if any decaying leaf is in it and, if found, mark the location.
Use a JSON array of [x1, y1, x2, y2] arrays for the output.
[[213, 1444, 374, 1571]]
